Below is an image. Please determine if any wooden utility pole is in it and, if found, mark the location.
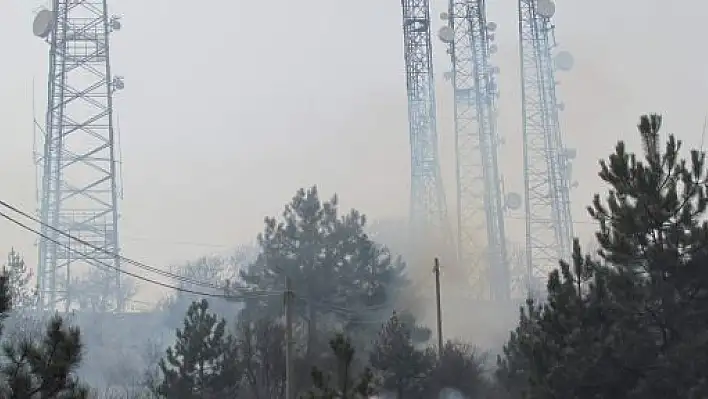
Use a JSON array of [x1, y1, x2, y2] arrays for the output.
[[285, 276, 295, 399], [433, 257, 443, 357]]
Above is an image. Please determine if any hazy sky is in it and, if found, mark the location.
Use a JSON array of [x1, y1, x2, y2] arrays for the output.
[[1, 0, 708, 303]]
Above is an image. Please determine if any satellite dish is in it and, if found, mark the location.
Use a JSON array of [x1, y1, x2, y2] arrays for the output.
[[487, 21, 497, 32], [489, 44, 498, 54], [110, 17, 122, 31], [505, 192, 522, 211], [536, 0, 556, 18], [440, 12, 449, 21], [554, 50, 574, 71], [112, 76, 125, 90], [33, 9, 54, 38], [438, 26, 455, 44]]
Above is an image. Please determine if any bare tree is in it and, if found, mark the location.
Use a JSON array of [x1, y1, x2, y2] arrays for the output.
[[3, 249, 35, 309], [69, 268, 138, 312]]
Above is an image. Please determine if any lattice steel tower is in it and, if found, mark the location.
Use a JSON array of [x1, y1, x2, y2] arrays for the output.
[[438, 1, 512, 300], [517, 0, 576, 295], [32, 0, 125, 311], [400, 0, 449, 252]]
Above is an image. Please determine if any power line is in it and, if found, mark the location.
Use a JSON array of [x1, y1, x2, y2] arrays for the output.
[[0, 199, 423, 317], [0, 199, 224, 290], [0, 208, 280, 301]]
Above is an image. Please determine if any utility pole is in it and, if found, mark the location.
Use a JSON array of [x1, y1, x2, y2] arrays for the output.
[[433, 258, 443, 357], [285, 276, 294, 399]]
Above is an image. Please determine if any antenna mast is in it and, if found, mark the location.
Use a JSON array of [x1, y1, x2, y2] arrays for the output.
[[438, 1, 512, 300], [400, 0, 450, 258], [33, 0, 125, 311], [517, 0, 575, 296]]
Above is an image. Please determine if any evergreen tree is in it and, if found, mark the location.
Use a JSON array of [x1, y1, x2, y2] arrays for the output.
[[4, 248, 34, 309], [369, 312, 433, 398], [240, 186, 407, 357], [236, 316, 287, 399], [588, 114, 708, 397], [424, 341, 488, 399], [158, 299, 241, 398], [494, 299, 542, 399], [3, 316, 88, 398], [302, 333, 376, 399], [497, 114, 708, 398], [0, 268, 88, 398]]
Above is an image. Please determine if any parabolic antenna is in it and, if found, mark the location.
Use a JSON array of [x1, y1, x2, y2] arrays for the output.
[[438, 26, 455, 44], [536, 0, 556, 18], [112, 76, 125, 90], [33, 9, 54, 38], [554, 50, 574, 71], [440, 12, 449, 21], [505, 192, 522, 211], [487, 21, 497, 32]]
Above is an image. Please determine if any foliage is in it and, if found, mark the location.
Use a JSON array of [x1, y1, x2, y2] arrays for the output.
[[301, 333, 376, 399], [236, 317, 287, 399], [369, 312, 433, 397], [496, 114, 708, 398], [424, 341, 489, 398], [239, 186, 407, 357], [4, 248, 34, 309], [3, 316, 87, 398], [158, 299, 241, 398], [0, 257, 88, 398]]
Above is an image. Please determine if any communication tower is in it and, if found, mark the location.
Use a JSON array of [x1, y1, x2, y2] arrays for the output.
[[32, 0, 125, 311], [438, 1, 516, 300], [517, 0, 576, 295], [400, 0, 450, 255]]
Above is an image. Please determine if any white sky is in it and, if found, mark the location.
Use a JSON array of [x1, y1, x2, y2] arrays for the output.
[[1, 0, 708, 302]]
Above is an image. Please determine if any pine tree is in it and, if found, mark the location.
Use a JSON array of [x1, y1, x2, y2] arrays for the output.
[[158, 299, 241, 398], [302, 333, 376, 399], [0, 267, 88, 398], [240, 186, 407, 358], [3, 316, 88, 398], [424, 341, 488, 398], [4, 248, 34, 309], [496, 114, 708, 398], [237, 316, 287, 399], [369, 312, 433, 398], [495, 298, 543, 399], [587, 114, 708, 397]]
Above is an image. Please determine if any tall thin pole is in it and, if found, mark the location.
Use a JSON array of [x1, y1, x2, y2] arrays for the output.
[[433, 258, 443, 357], [285, 276, 294, 399]]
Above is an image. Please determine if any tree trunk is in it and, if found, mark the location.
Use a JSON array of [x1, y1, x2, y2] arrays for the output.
[[307, 303, 318, 360]]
